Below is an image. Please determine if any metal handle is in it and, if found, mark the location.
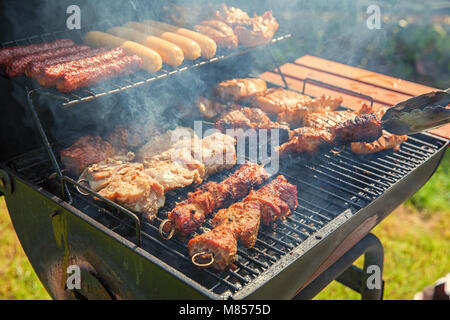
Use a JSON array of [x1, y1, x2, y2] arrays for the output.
[[62, 176, 141, 247]]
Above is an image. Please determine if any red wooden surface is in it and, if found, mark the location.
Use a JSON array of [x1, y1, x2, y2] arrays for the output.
[[261, 55, 450, 140]]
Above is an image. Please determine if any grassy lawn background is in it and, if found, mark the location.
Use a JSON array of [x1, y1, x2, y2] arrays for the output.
[[0, 153, 448, 300]]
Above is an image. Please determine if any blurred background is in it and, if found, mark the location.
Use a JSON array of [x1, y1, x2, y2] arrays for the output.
[[0, 0, 449, 299]]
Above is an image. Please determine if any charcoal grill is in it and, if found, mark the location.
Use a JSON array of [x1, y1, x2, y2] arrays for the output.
[[0, 4, 448, 300]]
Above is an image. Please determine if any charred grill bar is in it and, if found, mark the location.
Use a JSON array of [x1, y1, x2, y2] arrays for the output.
[[0, 7, 448, 300]]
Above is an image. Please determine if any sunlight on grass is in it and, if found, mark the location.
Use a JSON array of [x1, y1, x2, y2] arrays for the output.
[[0, 197, 50, 300]]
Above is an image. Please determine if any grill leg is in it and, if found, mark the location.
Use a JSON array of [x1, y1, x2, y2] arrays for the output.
[[293, 233, 384, 300]]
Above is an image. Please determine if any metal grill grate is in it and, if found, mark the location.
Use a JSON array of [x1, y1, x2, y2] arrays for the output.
[[4, 129, 447, 299]]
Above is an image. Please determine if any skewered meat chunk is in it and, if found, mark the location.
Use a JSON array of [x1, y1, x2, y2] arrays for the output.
[[166, 162, 270, 237], [215, 78, 267, 102], [194, 20, 239, 49], [38, 47, 126, 87], [351, 131, 408, 154], [233, 11, 279, 47], [96, 163, 165, 221], [189, 175, 298, 270], [26, 47, 108, 78], [188, 223, 238, 270], [5, 45, 90, 77], [56, 54, 143, 92], [0, 38, 75, 65], [60, 136, 117, 175]]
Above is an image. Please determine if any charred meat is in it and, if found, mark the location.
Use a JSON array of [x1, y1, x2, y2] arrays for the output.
[[215, 78, 267, 102]]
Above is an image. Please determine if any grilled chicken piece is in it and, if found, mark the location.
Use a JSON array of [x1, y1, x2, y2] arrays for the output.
[[61, 136, 117, 175], [277, 127, 334, 156], [251, 88, 312, 115], [144, 147, 205, 191], [107, 122, 163, 150], [135, 127, 197, 162], [196, 96, 238, 119], [233, 11, 279, 47], [188, 223, 238, 271], [215, 78, 267, 102], [213, 3, 251, 28], [194, 132, 237, 177], [167, 162, 270, 237], [215, 107, 291, 143], [194, 20, 239, 49], [97, 162, 165, 221], [277, 95, 343, 127], [189, 175, 298, 270]]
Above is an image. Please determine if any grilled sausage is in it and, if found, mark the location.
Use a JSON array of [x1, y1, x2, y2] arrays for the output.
[[6, 45, 90, 77], [125, 22, 201, 60], [26, 47, 109, 78], [83, 31, 162, 72], [37, 47, 126, 87], [56, 54, 143, 92], [142, 20, 217, 59], [0, 38, 74, 65], [107, 26, 184, 67]]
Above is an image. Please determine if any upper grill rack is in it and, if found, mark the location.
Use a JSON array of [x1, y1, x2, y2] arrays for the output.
[[0, 26, 291, 107]]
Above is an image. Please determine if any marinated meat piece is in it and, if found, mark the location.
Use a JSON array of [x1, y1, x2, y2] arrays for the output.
[[213, 4, 251, 27], [166, 162, 269, 236], [277, 94, 343, 127], [331, 113, 383, 143], [212, 200, 261, 248], [107, 123, 163, 151], [56, 55, 142, 92], [60, 136, 117, 175], [304, 110, 357, 130], [188, 223, 238, 271], [276, 127, 334, 156], [215, 107, 291, 143], [351, 130, 407, 154], [195, 20, 239, 49], [196, 96, 237, 119], [215, 78, 267, 102], [233, 11, 279, 47], [0, 38, 75, 65], [251, 88, 312, 114], [97, 163, 165, 221]]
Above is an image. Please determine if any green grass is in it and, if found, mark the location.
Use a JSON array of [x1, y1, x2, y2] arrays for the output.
[[0, 152, 448, 300]]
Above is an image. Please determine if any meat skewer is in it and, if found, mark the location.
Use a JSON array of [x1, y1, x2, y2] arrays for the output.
[[38, 47, 126, 87], [188, 175, 298, 270], [159, 162, 270, 239], [5, 45, 90, 77], [56, 54, 143, 92], [26, 47, 108, 78], [0, 38, 74, 65]]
